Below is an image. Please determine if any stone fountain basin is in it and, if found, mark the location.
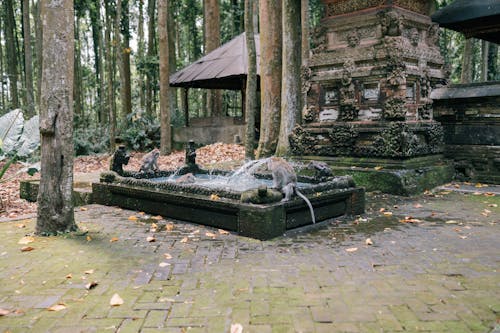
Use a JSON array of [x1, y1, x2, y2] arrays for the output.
[[92, 171, 365, 240]]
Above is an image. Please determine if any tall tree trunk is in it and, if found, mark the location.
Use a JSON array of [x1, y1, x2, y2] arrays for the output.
[[121, 0, 132, 121], [253, 1, 259, 32], [23, 0, 35, 116], [106, 1, 116, 151], [138, 0, 146, 109], [480, 40, 489, 82], [244, 0, 257, 160], [301, 0, 309, 65], [74, 16, 83, 118], [34, 0, 43, 107], [37, 0, 76, 234], [146, 0, 156, 116], [90, 1, 104, 123], [4, 0, 19, 108], [276, 0, 301, 156], [0, 18, 4, 108], [488, 43, 498, 81], [461, 37, 473, 84], [168, 3, 178, 115], [204, 0, 222, 117], [256, 0, 282, 158], [158, 0, 171, 154]]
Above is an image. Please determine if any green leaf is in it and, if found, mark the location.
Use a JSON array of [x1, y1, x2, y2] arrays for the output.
[[0, 109, 24, 155]]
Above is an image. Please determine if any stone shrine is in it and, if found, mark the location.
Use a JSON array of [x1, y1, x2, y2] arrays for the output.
[[292, 0, 453, 194]]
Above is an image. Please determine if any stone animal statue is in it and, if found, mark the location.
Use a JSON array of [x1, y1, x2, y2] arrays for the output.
[[139, 148, 160, 173], [175, 173, 196, 184], [110, 145, 130, 175], [241, 185, 283, 204], [267, 157, 316, 223], [307, 161, 333, 180]]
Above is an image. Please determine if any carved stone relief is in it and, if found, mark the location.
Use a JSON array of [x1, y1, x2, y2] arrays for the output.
[[380, 10, 403, 37], [347, 30, 361, 48]]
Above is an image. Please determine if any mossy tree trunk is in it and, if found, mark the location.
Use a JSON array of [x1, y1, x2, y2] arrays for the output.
[[204, 0, 222, 117], [256, 0, 282, 158], [36, 0, 77, 235], [158, 0, 171, 154], [276, 0, 301, 156], [244, 0, 257, 160]]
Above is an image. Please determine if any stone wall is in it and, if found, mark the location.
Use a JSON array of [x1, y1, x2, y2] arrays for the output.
[[432, 82, 500, 184]]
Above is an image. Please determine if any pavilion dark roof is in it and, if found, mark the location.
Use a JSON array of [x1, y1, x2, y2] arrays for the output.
[[431, 0, 500, 44], [170, 33, 260, 90]]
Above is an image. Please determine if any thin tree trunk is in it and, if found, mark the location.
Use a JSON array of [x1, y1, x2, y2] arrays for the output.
[[461, 37, 473, 84], [158, 0, 171, 154], [138, 0, 146, 109], [74, 16, 83, 118], [37, 0, 76, 235], [0, 17, 5, 108], [256, 0, 282, 158], [301, 0, 309, 65], [204, 0, 222, 117], [23, 0, 35, 116], [4, 0, 19, 108], [244, 0, 257, 160], [276, 0, 301, 156], [168, 3, 178, 115], [488, 43, 498, 81], [481, 40, 489, 82], [253, 1, 259, 32], [121, 0, 132, 121], [34, 0, 43, 107], [90, 1, 104, 123], [106, 1, 116, 151], [146, 0, 156, 116]]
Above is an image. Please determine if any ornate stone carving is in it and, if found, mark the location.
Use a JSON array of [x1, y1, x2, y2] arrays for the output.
[[325, 0, 385, 17], [311, 26, 327, 54], [418, 103, 433, 120], [339, 60, 359, 121], [380, 10, 403, 37], [426, 23, 439, 47], [347, 30, 360, 48], [301, 66, 312, 94], [409, 28, 420, 46], [383, 97, 406, 120], [303, 105, 318, 123], [289, 125, 318, 155], [328, 124, 358, 152], [373, 122, 419, 157]]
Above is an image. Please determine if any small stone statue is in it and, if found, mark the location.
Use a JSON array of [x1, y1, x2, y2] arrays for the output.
[[241, 185, 283, 204], [110, 145, 130, 175], [307, 161, 333, 181], [185, 140, 197, 167]]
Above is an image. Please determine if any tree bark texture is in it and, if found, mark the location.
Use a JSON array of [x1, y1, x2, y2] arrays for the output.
[[244, 0, 257, 160], [146, 0, 156, 115], [276, 0, 301, 156], [121, 0, 133, 121], [138, 0, 146, 109], [480, 40, 489, 82], [23, 0, 35, 116], [105, 2, 116, 151], [256, 0, 282, 158], [158, 0, 172, 154], [461, 38, 473, 84], [301, 0, 309, 65], [204, 0, 222, 117], [37, 0, 77, 235], [4, 0, 19, 108]]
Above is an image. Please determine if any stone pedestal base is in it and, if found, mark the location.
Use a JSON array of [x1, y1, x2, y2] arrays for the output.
[[297, 156, 454, 195]]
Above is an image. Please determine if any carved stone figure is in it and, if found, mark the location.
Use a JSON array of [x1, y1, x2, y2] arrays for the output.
[[110, 145, 130, 175], [409, 28, 420, 46], [347, 30, 360, 48], [339, 61, 359, 121], [185, 140, 197, 166], [303, 105, 318, 123], [426, 23, 439, 46], [311, 26, 327, 54], [301, 66, 312, 94], [380, 11, 402, 37], [240, 185, 283, 204], [383, 97, 406, 120]]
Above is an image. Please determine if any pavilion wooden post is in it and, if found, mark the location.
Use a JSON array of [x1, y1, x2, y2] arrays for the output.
[[241, 78, 246, 119]]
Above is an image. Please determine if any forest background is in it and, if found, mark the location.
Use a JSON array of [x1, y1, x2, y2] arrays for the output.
[[0, 0, 498, 156]]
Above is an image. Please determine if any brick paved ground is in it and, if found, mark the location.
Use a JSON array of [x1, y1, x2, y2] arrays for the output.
[[0, 190, 498, 332]]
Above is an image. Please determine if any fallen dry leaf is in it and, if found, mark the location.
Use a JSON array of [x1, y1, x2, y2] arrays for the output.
[[180, 237, 188, 243], [146, 236, 156, 242], [484, 192, 495, 197], [379, 208, 385, 213], [218, 229, 230, 235], [109, 237, 119, 242], [383, 211, 393, 216], [84, 269, 94, 275], [345, 247, 358, 252], [445, 220, 458, 224], [400, 216, 421, 223], [80, 207, 88, 211], [475, 183, 485, 188], [166, 223, 174, 232], [163, 253, 173, 259], [86, 235, 92, 242], [151, 215, 163, 220], [65, 274, 72, 279], [110, 293, 124, 306], [18, 236, 35, 245], [20, 246, 34, 252], [210, 194, 220, 201], [374, 166, 383, 170], [488, 203, 498, 208], [231, 323, 243, 333], [159, 262, 170, 268], [365, 238, 373, 246], [47, 304, 67, 312], [413, 203, 423, 208], [0, 308, 10, 316], [205, 232, 217, 238], [128, 216, 138, 221], [85, 281, 98, 290], [15, 223, 26, 228]]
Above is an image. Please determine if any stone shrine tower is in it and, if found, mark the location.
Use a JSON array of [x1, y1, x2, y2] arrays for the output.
[[291, 0, 453, 194]]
